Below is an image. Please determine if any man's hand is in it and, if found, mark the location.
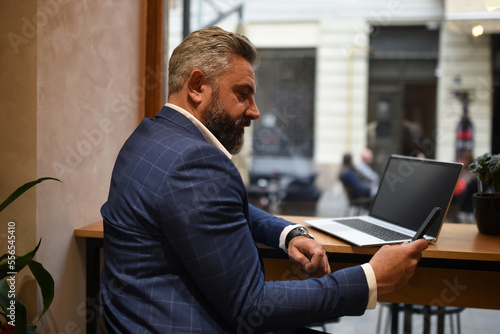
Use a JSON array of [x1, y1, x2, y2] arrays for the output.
[[369, 239, 429, 295], [288, 236, 332, 278]]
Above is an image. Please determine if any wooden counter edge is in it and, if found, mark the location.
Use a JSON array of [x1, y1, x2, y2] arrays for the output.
[[73, 217, 500, 262], [74, 221, 103, 239]]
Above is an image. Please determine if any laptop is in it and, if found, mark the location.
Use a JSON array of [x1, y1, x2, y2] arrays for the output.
[[305, 155, 463, 247]]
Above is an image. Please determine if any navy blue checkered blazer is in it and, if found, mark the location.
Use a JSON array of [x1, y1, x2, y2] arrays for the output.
[[100, 106, 369, 333]]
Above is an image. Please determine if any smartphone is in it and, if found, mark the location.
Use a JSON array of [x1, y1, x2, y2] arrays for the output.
[[411, 207, 442, 242]]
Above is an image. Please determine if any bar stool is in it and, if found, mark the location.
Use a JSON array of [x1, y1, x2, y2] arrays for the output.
[[376, 303, 464, 334]]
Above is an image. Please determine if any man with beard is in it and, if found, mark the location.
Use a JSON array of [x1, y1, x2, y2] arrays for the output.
[[100, 26, 428, 333]]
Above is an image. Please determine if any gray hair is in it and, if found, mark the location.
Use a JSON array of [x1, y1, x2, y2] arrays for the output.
[[168, 26, 259, 96]]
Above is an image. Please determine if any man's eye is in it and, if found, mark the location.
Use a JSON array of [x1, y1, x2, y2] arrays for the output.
[[239, 92, 249, 101]]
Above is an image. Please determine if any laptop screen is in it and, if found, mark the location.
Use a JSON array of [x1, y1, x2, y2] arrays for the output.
[[369, 155, 463, 237]]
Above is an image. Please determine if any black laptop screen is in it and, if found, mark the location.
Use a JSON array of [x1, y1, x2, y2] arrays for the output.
[[369, 155, 463, 237]]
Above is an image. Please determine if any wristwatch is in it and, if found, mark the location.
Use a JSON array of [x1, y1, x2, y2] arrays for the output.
[[285, 226, 314, 250]]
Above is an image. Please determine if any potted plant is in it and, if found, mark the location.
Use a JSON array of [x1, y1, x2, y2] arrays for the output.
[[468, 153, 500, 235], [0, 177, 59, 334]]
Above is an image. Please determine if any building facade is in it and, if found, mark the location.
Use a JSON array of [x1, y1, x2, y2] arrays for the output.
[[168, 0, 496, 189]]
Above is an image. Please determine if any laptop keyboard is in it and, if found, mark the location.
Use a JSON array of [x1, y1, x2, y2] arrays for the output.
[[335, 218, 411, 241]]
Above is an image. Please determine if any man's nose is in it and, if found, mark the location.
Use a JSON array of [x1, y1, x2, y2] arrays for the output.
[[247, 99, 260, 120]]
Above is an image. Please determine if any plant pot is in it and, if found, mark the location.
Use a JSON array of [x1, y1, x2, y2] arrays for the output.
[[473, 193, 500, 236]]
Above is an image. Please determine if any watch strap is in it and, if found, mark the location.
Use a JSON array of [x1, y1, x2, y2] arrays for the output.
[[285, 226, 314, 250]]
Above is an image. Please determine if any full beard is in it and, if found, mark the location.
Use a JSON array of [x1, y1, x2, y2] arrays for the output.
[[203, 92, 252, 155]]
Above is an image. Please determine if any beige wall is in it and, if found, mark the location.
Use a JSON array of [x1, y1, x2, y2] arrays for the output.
[[0, 0, 38, 320], [1, 0, 146, 332]]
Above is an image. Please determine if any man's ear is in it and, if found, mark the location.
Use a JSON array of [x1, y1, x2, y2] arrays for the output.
[[187, 69, 211, 106]]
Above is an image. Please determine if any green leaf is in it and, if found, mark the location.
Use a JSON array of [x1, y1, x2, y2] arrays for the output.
[[0, 279, 10, 315], [0, 177, 61, 213], [27, 260, 54, 319], [468, 160, 482, 173], [492, 161, 500, 193], [0, 278, 28, 334], [469, 153, 500, 194], [0, 240, 41, 280], [0, 253, 9, 263], [14, 298, 27, 334]]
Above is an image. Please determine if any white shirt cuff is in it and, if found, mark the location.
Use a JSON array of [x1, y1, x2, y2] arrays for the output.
[[279, 224, 302, 253], [361, 263, 377, 309]]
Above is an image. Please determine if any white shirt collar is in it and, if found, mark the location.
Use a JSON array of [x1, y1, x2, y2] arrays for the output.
[[165, 103, 232, 160]]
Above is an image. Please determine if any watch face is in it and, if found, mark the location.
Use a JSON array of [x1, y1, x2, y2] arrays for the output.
[[298, 227, 313, 239]]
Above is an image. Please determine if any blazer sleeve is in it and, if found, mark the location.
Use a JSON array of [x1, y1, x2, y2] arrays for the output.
[[248, 204, 292, 249], [157, 144, 369, 332]]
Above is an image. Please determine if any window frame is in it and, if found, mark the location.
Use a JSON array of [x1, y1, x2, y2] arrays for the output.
[[144, 0, 165, 119]]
